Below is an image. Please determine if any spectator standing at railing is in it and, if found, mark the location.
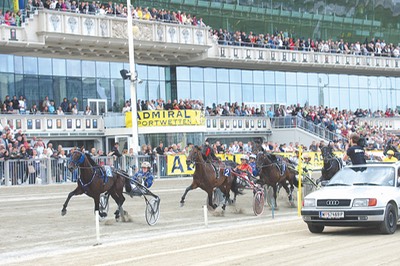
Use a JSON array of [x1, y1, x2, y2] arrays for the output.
[[84, 105, 92, 115], [4, 10, 11, 26], [42, 96, 50, 112], [56, 106, 64, 115], [18, 96, 26, 114], [71, 105, 78, 115], [49, 101, 56, 114], [60, 98, 69, 113], [30, 104, 39, 114], [34, 0, 44, 8], [11, 96, 19, 112], [71, 97, 79, 111]]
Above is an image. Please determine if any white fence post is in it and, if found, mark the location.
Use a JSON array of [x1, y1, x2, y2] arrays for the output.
[[5, 160, 10, 186]]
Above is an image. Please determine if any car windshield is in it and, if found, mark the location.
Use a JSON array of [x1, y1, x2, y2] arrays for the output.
[[328, 166, 396, 187]]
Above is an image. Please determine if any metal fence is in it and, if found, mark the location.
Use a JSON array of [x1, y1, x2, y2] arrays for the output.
[[272, 116, 342, 141], [0, 154, 171, 186]]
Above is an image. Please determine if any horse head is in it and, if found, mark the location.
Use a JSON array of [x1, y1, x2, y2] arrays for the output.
[[68, 150, 85, 172], [256, 152, 271, 170], [321, 146, 334, 161], [186, 145, 202, 166]]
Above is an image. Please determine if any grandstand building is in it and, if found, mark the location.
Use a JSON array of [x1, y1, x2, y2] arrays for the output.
[[1, 1, 400, 152]]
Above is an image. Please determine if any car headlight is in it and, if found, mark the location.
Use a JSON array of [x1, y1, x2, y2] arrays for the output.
[[303, 198, 315, 207], [353, 198, 377, 207]]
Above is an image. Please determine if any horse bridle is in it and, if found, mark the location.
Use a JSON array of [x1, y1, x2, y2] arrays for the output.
[[256, 152, 277, 170], [69, 151, 85, 170]]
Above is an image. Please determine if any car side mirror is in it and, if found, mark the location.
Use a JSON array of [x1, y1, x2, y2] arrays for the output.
[[321, 180, 330, 187]]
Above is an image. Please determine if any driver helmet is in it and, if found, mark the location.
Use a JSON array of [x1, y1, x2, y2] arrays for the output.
[[141, 161, 151, 168], [387, 150, 395, 156], [241, 155, 249, 161], [303, 153, 310, 160], [249, 154, 257, 160]]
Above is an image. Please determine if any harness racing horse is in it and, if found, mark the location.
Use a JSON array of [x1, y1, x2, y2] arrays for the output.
[[61, 150, 126, 220], [180, 145, 235, 210], [318, 146, 343, 183], [201, 145, 242, 204], [256, 152, 297, 208]]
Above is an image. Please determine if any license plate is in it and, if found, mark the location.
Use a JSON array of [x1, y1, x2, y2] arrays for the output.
[[319, 211, 344, 219]]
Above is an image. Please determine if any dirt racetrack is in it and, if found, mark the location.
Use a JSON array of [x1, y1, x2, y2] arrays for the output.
[[1, 177, 400, 266]]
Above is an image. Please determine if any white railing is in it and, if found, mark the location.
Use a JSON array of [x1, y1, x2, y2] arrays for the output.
[[214, 45, 400, 71], [0, 114, 104, 136], [205, 116, 272, 132]]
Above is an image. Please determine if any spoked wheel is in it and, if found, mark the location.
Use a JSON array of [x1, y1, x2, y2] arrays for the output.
[[253, 190, 265, 216], [145, 197, 160, 226], [99, 193, 110, 217]]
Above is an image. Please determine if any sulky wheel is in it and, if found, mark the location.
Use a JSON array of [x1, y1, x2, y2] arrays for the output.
[[145, 197, 160, 226], [252, 190, 265, 216]]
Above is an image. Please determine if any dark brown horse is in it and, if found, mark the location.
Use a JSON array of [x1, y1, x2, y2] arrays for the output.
[[318, 146, 343, 184], [256, 152, 296, 208], [61, 150, 126, 220], [180, 145, 235, 210]]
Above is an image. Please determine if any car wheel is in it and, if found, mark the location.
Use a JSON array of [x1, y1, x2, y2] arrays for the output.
[[307, 223, 324, 233], [379, 203, 397, 234]]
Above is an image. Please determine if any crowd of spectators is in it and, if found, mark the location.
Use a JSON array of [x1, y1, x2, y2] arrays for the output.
[[22, 0, 207, 27], [1, 95, 94, 115], [211, 29, 400, 58], [0, 9, 23, 26]]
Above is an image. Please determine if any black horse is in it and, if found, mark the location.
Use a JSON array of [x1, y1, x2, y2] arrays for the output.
[[318, 146, 343, 183], [256, 152, 297, 209], [61, 150, 126, 220]]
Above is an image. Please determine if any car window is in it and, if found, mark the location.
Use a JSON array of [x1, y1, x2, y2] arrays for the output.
[[329, 167, 395, 187]]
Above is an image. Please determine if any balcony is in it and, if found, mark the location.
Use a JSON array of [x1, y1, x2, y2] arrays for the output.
[[0, 9, 213, 64]]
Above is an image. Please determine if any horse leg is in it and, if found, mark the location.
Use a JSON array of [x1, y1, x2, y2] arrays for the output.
[[281, 180, 294, 206], [110, 190, 126, 221], [272, 185, 278, 209], [61, 186, 84, 216], [207, 190, 217, 209], [180, 183, 197, 207]]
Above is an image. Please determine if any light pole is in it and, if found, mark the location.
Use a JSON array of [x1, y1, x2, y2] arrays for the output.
[[126, 0, 139, 155]]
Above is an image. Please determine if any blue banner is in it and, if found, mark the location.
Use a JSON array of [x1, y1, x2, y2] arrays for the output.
[[19, 0, 25, 10]]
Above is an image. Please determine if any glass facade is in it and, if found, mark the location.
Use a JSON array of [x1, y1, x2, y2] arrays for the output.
[[1, 54, 399, 112], [0, 54, 166, 112]]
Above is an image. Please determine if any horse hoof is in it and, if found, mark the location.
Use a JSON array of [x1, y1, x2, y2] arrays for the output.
[[180, 202, 185, 207], [61, 210, 66, 216]]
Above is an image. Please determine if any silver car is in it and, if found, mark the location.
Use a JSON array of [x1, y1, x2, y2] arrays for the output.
[[301, 162, 400, 234]]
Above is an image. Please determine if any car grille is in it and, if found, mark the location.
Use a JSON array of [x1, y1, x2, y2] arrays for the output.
[[317, 199, 351, 207]]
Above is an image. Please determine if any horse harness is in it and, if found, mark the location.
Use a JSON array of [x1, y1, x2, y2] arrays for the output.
[[69, 151, 112, 193]]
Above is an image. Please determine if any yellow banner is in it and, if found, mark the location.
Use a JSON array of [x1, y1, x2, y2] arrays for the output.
[[167, 155, 195, 176], [125, 110, 205, 128], [164, 150, 385, 176], [14, 0, 19, 12]]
